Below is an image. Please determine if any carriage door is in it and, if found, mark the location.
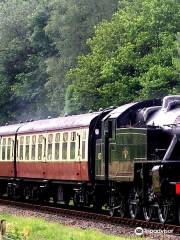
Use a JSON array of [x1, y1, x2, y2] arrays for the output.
[[77, 129, 88, 181], [38, 134, 47, 179], [0, 136, 14, 177], [74, 131, 80, 180], [43, 133, 55, 178]]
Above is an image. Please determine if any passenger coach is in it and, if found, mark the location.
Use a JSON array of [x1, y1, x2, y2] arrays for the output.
[[0, 111, 108, 204]]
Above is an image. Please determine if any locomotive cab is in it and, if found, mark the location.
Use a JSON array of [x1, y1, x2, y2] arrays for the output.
[[95, 99, 162, 182]]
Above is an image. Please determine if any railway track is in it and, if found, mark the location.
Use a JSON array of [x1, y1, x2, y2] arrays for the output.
[[0, 199, 180, 236]]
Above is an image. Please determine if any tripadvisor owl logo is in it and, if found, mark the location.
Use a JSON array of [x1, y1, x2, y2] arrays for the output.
[[134, 227, 143, 236]]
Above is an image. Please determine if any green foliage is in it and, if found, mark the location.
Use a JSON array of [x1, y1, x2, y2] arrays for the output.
[[12, 2, 56, 120], [45, 0, 119, 113], [0, 0, 62, 123], [6, 226, 26, 240], [0, 0, 119, 122], [0, 0, 179, 122], [66, 0, 180, 113], [2, 213, 143, 240], [172, 33, 180, 93], [0, 0, 39, 122]]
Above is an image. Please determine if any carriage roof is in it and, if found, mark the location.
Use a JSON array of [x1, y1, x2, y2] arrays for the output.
[[0, 112, 101, 136]]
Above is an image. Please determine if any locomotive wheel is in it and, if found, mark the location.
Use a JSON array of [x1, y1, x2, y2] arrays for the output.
[[93, 201, 102, 212], [118, 207, 125, 218], [128, 188, 140, 219], [109, 192, 126, 217], [109, 208, 115, 217], [117, 198, 126, 218], [129, 203, 138, 219], [143, 205, 153, 221], [158, 202, 169, 223], [109, 205, 126, 217]]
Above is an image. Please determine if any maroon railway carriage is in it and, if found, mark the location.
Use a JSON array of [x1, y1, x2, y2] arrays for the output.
[[0, 111, 107, 203]]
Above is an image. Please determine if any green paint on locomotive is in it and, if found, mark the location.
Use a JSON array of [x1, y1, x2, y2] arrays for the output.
[[95, 126, 148, 181], [108, 128, 147, 181]]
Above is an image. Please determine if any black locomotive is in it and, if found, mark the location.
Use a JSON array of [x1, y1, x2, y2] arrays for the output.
[[93, 95, 180, 223]]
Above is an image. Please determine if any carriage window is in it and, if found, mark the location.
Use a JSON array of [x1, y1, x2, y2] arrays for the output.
[[70, 132, 76, 159], [19, 136, 24, 160], [38, 135, 43, 160], [25, 136, 30, 160], [7, 138, 12, 160], [62, 132, 68, 160], [48, 134, 53, 160], [55, 133, 60, 160], [31, 135, 36, 160], [2, 138, 6, 160], [82, 130, 86, 159]]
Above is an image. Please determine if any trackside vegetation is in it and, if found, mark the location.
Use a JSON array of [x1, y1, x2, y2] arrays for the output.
[[0, 213, 144, 240]]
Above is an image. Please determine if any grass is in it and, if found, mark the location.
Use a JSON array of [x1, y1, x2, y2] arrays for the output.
[[0, 213, 145, 240]]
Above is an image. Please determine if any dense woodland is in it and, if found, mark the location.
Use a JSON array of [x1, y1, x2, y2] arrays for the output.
[[0, 0, 179, 123]]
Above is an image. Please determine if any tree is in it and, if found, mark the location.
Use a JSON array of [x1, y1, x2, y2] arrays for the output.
[[0, 0, 55, 123], [172, 33, 180, 93], [66, 0, 180, 113], [0, 0, 39, 122], [12, 1, 57, 121], [0, 0, 119, 123], [45, 0, 119, 114]]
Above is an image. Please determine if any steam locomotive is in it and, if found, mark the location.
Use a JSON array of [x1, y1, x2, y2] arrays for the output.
[[0, 95, 179, 224]]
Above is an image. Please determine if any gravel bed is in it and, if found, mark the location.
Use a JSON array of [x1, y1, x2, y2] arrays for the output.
[[0, 204, 179, 240]]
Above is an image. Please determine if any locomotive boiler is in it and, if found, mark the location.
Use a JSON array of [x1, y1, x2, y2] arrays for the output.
[[0, 95, 179, 224]]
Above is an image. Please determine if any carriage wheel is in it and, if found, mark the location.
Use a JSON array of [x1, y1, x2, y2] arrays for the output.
[[64, 196, 70, 205], [73, 191, 84, 208]]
